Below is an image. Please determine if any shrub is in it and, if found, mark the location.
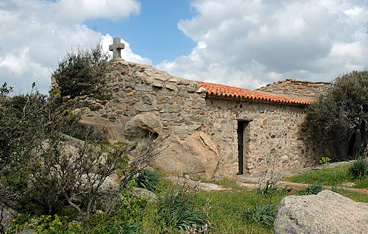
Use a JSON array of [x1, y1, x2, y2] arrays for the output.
[[81, 191, 149, 234], [34, 215, 82, 234], [135, 169, 162, 192], [244, 203, 277, 227], [300, 183, 323, 195], [348, 158, 368, 179], [52, 45, 111, 100], [0, 83, 128, 219], [157, 177, 206, 232], [319, 157, 331, 165], [305, 71, 368, 161]]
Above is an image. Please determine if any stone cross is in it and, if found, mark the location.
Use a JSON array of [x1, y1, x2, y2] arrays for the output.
[[109, 37, 125, 60]]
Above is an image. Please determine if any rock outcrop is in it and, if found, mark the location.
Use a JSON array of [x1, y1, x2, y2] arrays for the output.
[[124, 111, 163, 142], [1, 207, 17, 232], [133, 187, 157, 201], [153, 132, 220, 179], [274, 190, 368, 234]]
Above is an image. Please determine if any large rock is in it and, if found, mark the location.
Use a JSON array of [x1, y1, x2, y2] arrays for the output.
[[153, 132, 220, 179], [274, 190, 368, 234], [125, 112, 163, 142]]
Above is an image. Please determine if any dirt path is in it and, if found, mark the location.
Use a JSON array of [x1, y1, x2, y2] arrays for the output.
[[234, 160, 368, 194], [277, 180, 368, 194], [236, 179, 368, 194]]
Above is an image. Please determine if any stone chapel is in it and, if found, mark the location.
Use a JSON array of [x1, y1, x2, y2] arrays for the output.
[[77, 38, 331, 179]]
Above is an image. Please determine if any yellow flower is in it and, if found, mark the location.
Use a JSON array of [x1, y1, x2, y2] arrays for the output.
[[12, 219, 15, 222]]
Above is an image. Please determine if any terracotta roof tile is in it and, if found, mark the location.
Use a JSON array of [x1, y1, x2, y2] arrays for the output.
[[196, 81, 312, 106]]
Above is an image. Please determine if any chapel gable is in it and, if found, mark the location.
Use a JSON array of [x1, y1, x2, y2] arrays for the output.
[[256, 79, 332, 101]]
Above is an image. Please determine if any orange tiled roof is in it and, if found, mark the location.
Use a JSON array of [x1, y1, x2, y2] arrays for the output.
[[196, 81, 312, 106]]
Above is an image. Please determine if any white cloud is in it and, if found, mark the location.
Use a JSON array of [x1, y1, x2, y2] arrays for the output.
[[101, 35, 152, 65], [0, 0, 145, 94], [46, 0, 141, 23], [158, 0, 368, 89]]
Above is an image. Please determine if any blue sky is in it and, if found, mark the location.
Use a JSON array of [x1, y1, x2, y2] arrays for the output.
[[1, 0, 368, 95], [86, 0, 195, 64]]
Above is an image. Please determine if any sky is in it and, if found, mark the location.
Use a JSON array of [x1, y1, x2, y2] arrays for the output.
[[1, 0, 368, 95]]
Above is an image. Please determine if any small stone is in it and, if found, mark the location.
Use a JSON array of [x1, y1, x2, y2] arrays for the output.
[[142, 95, 152, 105], [165, 83, 177, 91], [168, 77, 179, 83], [0, 207, 18, 232], [187, 84, 196, 93], [133, 187, 157, 201], [135, 71, 144, 77], [152, 80, 163, 88], [135, 84, 153, 92], [154, 76, 169, 82], [196, 87, 207, 93], [144, 77, 153, 85], [341, 182, 355, 187]]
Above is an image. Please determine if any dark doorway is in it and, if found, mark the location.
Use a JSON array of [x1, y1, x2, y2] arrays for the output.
[[238, 120, 250, 175]]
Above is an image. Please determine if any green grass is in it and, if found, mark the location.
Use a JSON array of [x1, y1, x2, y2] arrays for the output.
[[353, 178, 368, 189], [9, 172, 368, 234], [283, 163, 368, 190], [195, 177, 295, 234], [283, 165, 350, 186], [197, 189, 273, 234], [332, 188, 368, 203]]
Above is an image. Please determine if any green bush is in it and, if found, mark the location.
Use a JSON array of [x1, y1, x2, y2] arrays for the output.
[[244, 203, 277, 227], [305, 71, 368, 161], [348, 158, 368, 179], [319, 157, 331, 165], [0, 83, 128, 219], [81, 192, 148, 234], [300, 183, 323, 195], [157, 178, 206, 232], [135, 169, 162, 192], [34, 215, 82, 234], [52, 45, 111, 100]]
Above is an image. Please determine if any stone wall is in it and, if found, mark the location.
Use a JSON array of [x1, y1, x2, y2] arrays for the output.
[[203, 99, 318, 176], [80, 60, 207, 142], [78, 61, 320, 177], [256, 79, 331, 101]]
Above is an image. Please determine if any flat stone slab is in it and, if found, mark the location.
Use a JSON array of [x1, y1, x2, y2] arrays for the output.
[[166, 176, 228, 191]]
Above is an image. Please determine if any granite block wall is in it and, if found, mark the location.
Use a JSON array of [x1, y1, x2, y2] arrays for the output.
[[78, 61, 319, 177], [256, 79, 331, 101], [203, 99, 318, 176]]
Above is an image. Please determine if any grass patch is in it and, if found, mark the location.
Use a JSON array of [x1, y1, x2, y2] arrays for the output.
[[283, 162, 368, 191], [283, 164, 350, 186], [196, 181, 293, 234], [201, 177, 240, 189], [197, 189, 273, 234], [331, 188, 368, 203], [353, 178, 368, 189]]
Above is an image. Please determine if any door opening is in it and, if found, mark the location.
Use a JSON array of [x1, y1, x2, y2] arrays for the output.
[[238, 120, 250, 175]]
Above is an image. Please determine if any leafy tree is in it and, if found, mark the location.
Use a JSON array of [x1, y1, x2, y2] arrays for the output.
[[306, 71, 368, 161], [52, 45, 111, 100], [0, 83, 127, 219], [1, 82, 165, 223]]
